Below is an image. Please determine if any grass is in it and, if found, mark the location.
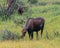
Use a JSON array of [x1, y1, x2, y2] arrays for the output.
[[0, 38, 60, 48]]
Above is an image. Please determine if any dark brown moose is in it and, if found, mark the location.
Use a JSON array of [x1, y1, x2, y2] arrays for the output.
[[18, 5, 24, 15], [21, 17, 45, 40]]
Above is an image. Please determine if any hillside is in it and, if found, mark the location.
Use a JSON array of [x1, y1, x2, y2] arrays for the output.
[[0, 0, 60, 48]]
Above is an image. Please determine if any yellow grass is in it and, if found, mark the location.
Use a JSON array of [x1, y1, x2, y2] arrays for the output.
[[0, 39, 60, 48]]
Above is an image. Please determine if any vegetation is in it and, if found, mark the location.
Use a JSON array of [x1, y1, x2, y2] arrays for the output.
[[0, 0, 60, 48]]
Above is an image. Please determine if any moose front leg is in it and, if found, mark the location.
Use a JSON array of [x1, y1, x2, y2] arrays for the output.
[[41, 30, 43, 38], [28, 32, 30, 39], [30, 32, 33, 40]]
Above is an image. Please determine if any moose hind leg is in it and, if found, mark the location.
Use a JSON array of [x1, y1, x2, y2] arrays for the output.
[[40, 23, 44, 38], [41, 30, 43, 37]]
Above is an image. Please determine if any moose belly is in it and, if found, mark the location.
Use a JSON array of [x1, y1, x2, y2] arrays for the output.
[[33, 27, 41, 32]]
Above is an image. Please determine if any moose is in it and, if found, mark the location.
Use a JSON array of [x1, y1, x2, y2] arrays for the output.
[[6, 0, 16, 16], [21, 17, 45, 40], [18, 5, 24, 15], [6, 0, 24, 15], [6, 0, 16, 9]]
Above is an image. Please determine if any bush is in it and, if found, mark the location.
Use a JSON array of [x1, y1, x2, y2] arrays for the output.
[[0, 5, 8, 20], [13, 18, 25, 26], [0, 5, 5, 16], [2, 29, 20, 40], [28, 0, 38, 4]]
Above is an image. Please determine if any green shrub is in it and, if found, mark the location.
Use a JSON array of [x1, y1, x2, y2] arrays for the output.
[[28, 0, 38, 4], [1, 29, 20, 40], [0, 6, 5, 16]]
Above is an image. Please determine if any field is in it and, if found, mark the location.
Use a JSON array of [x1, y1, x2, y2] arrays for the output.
[[0, 39, 60, 48], [0, 0, 60, 48]]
